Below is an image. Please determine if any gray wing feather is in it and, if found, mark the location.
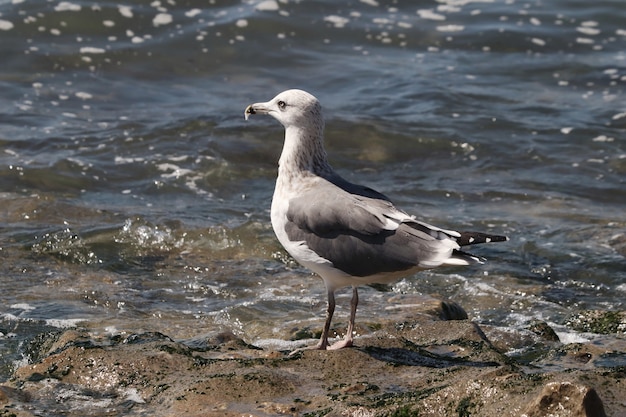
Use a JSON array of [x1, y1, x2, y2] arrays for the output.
[[284, 177, 459, 276], [286, 181, 395, 236]]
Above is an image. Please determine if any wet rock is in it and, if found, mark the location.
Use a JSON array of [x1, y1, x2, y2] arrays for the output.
[[384, 293, 468, 321], [522, 381, 607, 417], [393, 318, 505, 366], [0, 317, 623, 417], [481, 322, 565, 367], [438, 300, 469, 320], [565, 310, 626, 335], [0, 386, 35, 417], [531, 342, 626, 374], [527, 319, 561, 342]]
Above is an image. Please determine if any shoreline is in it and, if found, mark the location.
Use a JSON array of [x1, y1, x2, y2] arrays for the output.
[[1, 302, 623, 417]]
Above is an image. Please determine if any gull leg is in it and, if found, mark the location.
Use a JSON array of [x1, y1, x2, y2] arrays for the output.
[[289, 287, 335, 355], [329, 286, 358, 350], [317, 288, 336, 350]]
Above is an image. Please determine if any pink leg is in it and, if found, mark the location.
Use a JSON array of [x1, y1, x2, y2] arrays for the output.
[[329, 286, 358, 350], [317, 288, 336, 350], [290, 288, 335, 355]]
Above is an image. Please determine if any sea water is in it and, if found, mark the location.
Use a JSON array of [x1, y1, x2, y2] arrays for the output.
[[1, 0, 624, 388]]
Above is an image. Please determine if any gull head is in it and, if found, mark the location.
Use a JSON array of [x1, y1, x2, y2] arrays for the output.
[[245, 89, 322, 130]]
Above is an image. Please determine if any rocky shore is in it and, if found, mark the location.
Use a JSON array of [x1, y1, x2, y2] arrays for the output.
[[1, 301, 624, 417]]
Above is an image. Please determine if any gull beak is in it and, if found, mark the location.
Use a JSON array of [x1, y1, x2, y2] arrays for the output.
[[244, 102, 269, 120]]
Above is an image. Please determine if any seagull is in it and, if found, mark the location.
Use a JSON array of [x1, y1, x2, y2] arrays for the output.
[[244, 89, 508, 351]]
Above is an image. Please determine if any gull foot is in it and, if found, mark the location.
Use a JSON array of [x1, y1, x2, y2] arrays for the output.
[[287, 336, 353, 356], [288, 341, 327, 356], [328, 338, 353, 350]]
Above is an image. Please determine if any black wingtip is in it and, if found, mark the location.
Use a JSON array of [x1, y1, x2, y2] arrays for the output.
[[452, 249, 486, 264], [457, 231, 509, 247]]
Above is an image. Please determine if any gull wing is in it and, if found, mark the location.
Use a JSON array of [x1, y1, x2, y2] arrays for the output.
[[284, 177, 464, 277]]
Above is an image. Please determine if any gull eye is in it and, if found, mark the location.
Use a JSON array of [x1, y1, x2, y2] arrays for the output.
[[277, 100, 286, 110]]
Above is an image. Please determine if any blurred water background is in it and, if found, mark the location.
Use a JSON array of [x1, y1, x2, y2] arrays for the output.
[[1, 0, 625, 386]]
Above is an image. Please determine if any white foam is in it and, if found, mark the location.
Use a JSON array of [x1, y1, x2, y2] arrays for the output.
[[123, 388, 145, 404], [580, 20, 599, 27], [555, 331, 590, 344], [80, 46, 105, 54], [156, 163, 193, 179], [437, 0, 493, 6], [592, 135, 614, 142], [55, 2, 81, 12], [185, 9, 201, 18], [118, 5, 133, 18], [325, 15, 349, 28], [104, 326, 119, 335], [10, 303, 35, 311], [153, 13, 172, 27], [12, 357, 29, 371], [577, 26, 600, 36], [0, 313, 21, 323], [417, 9, 446, 21], [254, 338, 312, 351], [45, 318, 84, 328], [437, 24, 464, 32], [75, 91, 93, 100], [531, 38, 546, 46], [256, 0, 279, 12], [115, 156, 144, 164], [576, 37, 594, 44], [0, 19, 14, 31], [184, 174, 211, 196]]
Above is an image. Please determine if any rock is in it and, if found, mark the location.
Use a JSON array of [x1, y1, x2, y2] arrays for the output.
[[438, 300, 469, 320], [0, 317, 624, 417], [523, 381, 607, 417], [565, 310, 626, 335], [384, 293, 468, 321], [0, 386, 36, 417], [527, 319, 561, 342]]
